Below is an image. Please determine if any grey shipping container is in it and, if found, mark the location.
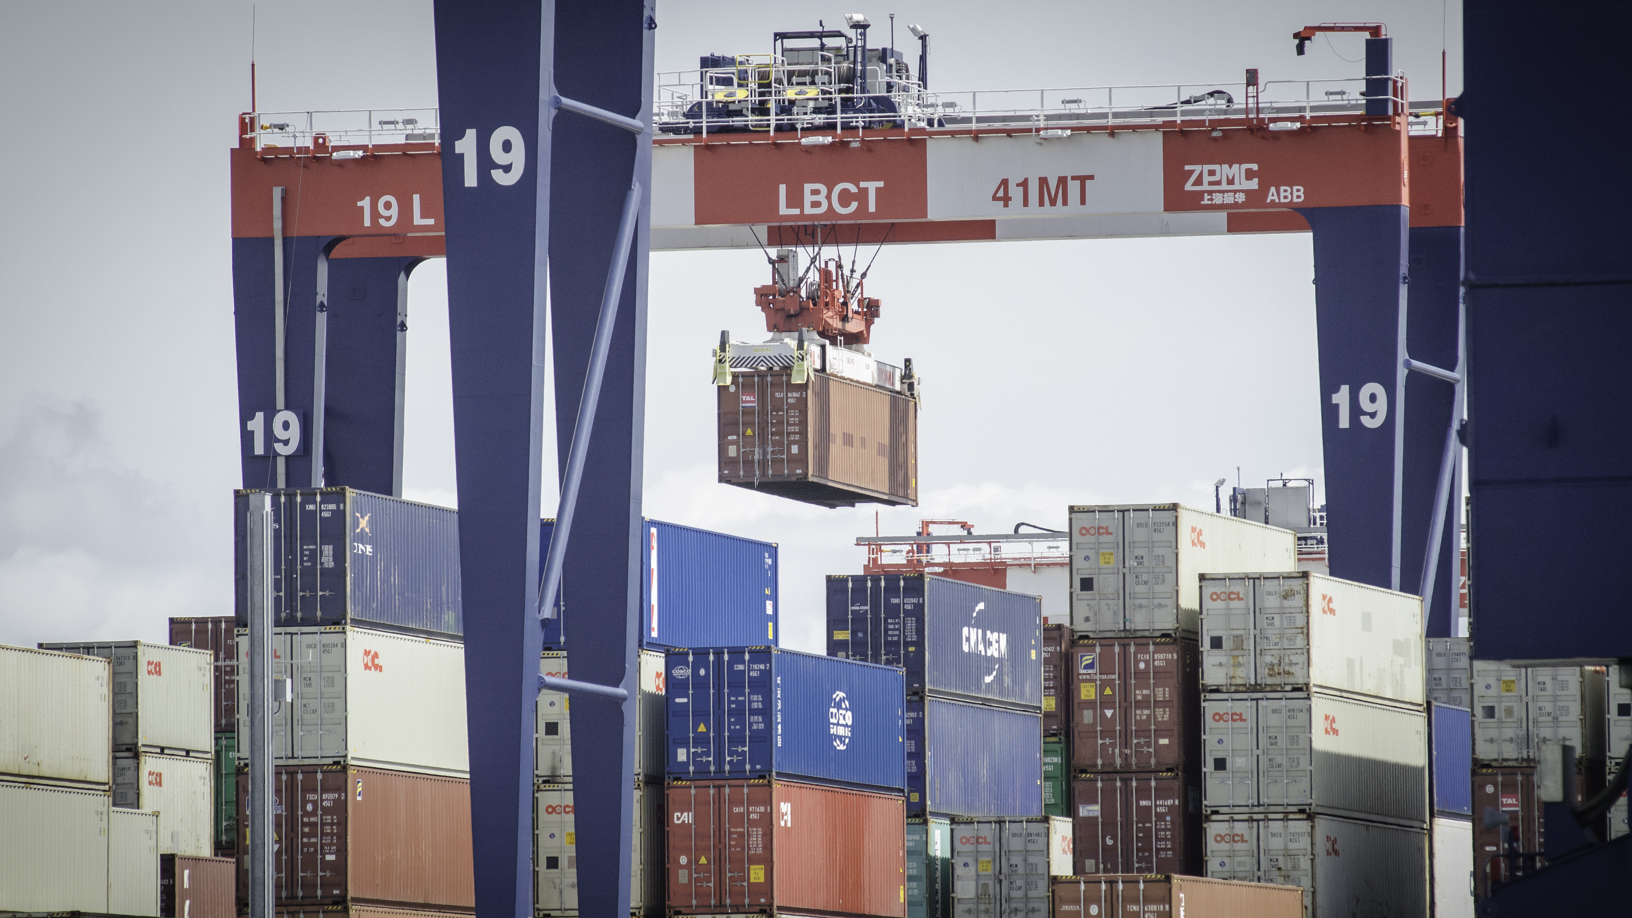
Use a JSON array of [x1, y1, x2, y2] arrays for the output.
[[1204, 812, 1429, 918], [109, 806, 160, 917], [906, 817, 951, 918], [1427, 637, 1471, 709], [234, 488, 462, 636], [1471, 660, 1603, 764], [168, 617, 239, 732], [0, 780, 111, 913], [949, 817, 1072, 918], [1070, 771, 1201, 876], [907, 696, 1042, 817], [0, 644, 111, 787], [537, 650, 665, 782], [828, 573, 1044, 710], [114, 751, 213, 856], [533, 782, 661, 915], [1432, 816, 1475, 918], [161, 854, 235, 918], [1611, 666, 1632, 758], [38, 641, 213, 758], [1202, 691, 1429, 826]]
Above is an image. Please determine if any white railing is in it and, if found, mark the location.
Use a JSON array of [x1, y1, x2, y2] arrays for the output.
[[243, 108, 440, 152], [859, 533, 1070, 572]]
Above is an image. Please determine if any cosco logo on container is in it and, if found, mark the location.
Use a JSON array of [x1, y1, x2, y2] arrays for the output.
[[362, 650, 383, 672], [1208, 591, 1244, 603], [828, 691, 853, 750], [1213, 832, 1248, 844], [542, 804, 574, 815], [1211, 712, 1247, 723], [145, 660, 163, 676], [672, 665, 691, 680], [1077, 525, 1112, 537]]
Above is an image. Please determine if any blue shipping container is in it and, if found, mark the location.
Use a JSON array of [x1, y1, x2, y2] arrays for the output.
[[1432, 702, 1473, 816], [665, 647, 905, 791], [541, 519, 778, 650], [906, 696, 1043, 817], [234, 488, 461, 635], [828, 574, 1043, 710]]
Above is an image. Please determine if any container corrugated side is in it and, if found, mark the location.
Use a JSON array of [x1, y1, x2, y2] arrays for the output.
[[1432, 816, 1475, 918], [665, 647, 906, 792], [161, 854, 235, 918], [1, 644, 111, 786], [1042, 625, 1066, 735], [537, 649, 664, 783], [1204, 812, 1428, 918], [1068, 504, 1296, 636], [109, 807, 160, 917], [533, 782, 660, 915], [39, 641, 214, 757], [1068, 637, 1199, 772], [1201, 691, 1428, 826], [908, 697, 1041, 818], [1042, 739, 1067, 818], [1199, 571, 1425, 705], [827, 574, 1043, 711], [1433, 703, 1474, 816], [213, 732, 236, 854], [168, 617, 239, 731], [905, 817, 950, 918], [0, 781, 111, 912], [666, 779, 907, 916], [1050, 875, 1305, 918], [114, 751, 213, 856], [1070, 772, 1200, 876]]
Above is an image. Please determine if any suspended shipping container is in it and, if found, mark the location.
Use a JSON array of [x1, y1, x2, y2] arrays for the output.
[[1203, 812, 1429, 918], [949, 817, 1073, 918], [533, 782, 661, 916], [1432, 816, 1475, 918], [536, 650, 665, 782], [1433, 703, 1474, 816], [1070, 771, 1200, 876], [0, 644, 111, 787], [827, 573, 1043, 710], [907, 696, 1042, 818], [234, 488, 462, 636], [666, 778, 907, 917], [665, 647, 906, 792], [114, 750, 213, 856], [1068, 637, 1199, 772], [1043, 625, 1066, 736], [1472, 766, 1541, 898], [1050, 874, 1305, 918], [234, 764, 473, 910], [161, 854, 235, 918], [1068, 504, 1295, 636], [906, 817, 951, 918], [1199, 571, 1425, 705], [38, 640, 213, 758], [109, 807, 160, 918], [168, 616, 240, 732], [1042, 739, 1067, 819], [0, 781, 111, 913]]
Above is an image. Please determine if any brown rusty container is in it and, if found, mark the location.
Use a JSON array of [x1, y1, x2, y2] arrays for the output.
[[275, 908, 474, 918], [160, 854, 234, 918], [168, 616, 238, 731], [1069, 637, 1199, 772], [235, 764, 474, 909], [718, 368, 917, 508], [667, 778, 906, 917], [1051, 874, 1303, 918], [1473, 766, 1542, 899], [1070, 771, 1200, 876], [1042, 625, 1067, 737]]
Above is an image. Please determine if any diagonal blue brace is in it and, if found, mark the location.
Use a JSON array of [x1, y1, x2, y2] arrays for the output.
[[554, 95, 646, 135], [538, 673, 630, 701]]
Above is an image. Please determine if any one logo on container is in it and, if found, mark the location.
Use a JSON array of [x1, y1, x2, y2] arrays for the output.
[[961, 602, 1007, 685], [829, 691, 853, 750]]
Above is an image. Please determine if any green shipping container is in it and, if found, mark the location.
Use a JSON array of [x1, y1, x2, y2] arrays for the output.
[[1043, 738, 1067, 818], [214, 732, 236, 854], [907, 816, 951, 918]]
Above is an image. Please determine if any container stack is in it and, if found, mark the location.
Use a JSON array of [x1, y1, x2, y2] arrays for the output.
[[1199, 571, 1431, 917], [1430, 702, 1475, 918], [168, 616, 239, 859], [1063, 504, 1295, 879], [1041, 625, 1067, 819]]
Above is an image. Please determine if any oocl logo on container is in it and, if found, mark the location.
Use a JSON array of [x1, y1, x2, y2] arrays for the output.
[[1208, 590, 1245, 603], [1078, 524, 1112, 537], [542, 803, 575, 815], [1213, 832, 1249, 844], [828, 691, 853, 750], [1211, 711, 1247, 723]]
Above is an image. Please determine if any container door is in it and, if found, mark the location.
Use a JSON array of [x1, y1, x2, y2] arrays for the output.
[[537, 653, 572, 782], [1257, 695, 1314, 808], [1069, 509, 1124, 632], [534, 785, 577, 910], [1200, 576, 1257, 690], [1124, 508, 1178, 634]]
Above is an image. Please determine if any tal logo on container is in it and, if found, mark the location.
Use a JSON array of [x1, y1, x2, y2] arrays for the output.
[[828, 691, 853, 750]]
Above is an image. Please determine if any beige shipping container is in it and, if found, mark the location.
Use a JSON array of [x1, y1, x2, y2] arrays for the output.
[[1051, 874, 1304, 918], [0, 644, 111, 786], [1069, 504, 1296, 636], [534, 782, 662, 915], [0, 780, 111, 912], [1206, 812, 1428, 918], [109, 807, 160, 917], [537, 650, 665, 782], [38, 641, 213, 757], [1432, 816, 1474, 918], [114, 751, 213, 856], [1200, 571, 1425, 706]]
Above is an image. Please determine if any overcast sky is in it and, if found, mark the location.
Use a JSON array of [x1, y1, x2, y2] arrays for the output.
[[0, 0, 1462, 652]]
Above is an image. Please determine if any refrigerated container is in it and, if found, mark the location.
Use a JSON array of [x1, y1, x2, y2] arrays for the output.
[[949, 817, 1073, 918], [1610, 666, 1632, 758], [1432, 816, 1475, 918], [1068, 637, 1199, 772], [907, 697, 1042, 818], [114, 751, 212, 856], [38, 640, 213, 758], [533, 782, 661, 915], [1070, 771, 1200, 876], [666, 778, 907, 916], [1471, 662, 1600, 764], [0, 644, 111, 786], [0, 781, 111, 912], [234, 488, 462, 635], [1201, 691, 1428, 825], [1204, 812, 1429, 918], [213, 732, 236, 855], [1433, 703, 1473, 816], [906, 817, 951, 918], [1472, 660, 1529, 764], [827, 574, 1043, 711], [109, 806, 160, 917], [1199, 571, 1425, 705], [168, 617, 239, 731], [665, 647, 906, 792], [233, 764, 473, 909], [1042, 739, 1067, 818], [1428, 637, 1471, 708], [1050, 874, 1304, 918], [1042, 625, 1066, 735], [235, 625, 468, 775], [536, 650, 665, 782], [1471, 766, 1541, 898], [1068, 504, 1295, 636], [161, 854, 235, 918]]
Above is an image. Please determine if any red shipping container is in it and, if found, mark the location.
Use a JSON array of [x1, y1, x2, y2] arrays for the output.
[[1043, 625, 1067, 737], [1069, 637, 1199, 772], [169, 616, 238, 732], [161, 854, 235, 918], [236, 764, 474, 909], [667, 779, 906, 917], [1070, 772, 1200, 876]]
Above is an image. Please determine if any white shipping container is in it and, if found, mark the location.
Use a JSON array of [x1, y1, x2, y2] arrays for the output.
[[1200, 571, 1424, 706], [533, 782, 661, 914], [38, 641, 213, 757], [951, 816, 1073, 918], [108, 807, 159, 917], [1069, 504, 1296, 636], [1610, 759, 1627, 841], [113, 751, 212, 856], [1609, 668, 1632, 759], [0, 645, 112, 786], [1202, 691, 1429, 826], [1471, 659, 1528, 763], [0, 781, 111, 912], [1205, 812, 1428, 918], [1431, 816, 1474, 918], [538, 649, 666, 782], [1470, 661, 1599, 764], [1427, 637, 1472, 709], [238, 626, 468, 775]]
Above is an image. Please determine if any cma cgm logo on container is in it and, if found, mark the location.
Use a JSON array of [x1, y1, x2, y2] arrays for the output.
[[961, 602, 1008, 685], [362, 650, 383, 672], [145, 660, 163, 676], [829, 691, 853, 750]]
